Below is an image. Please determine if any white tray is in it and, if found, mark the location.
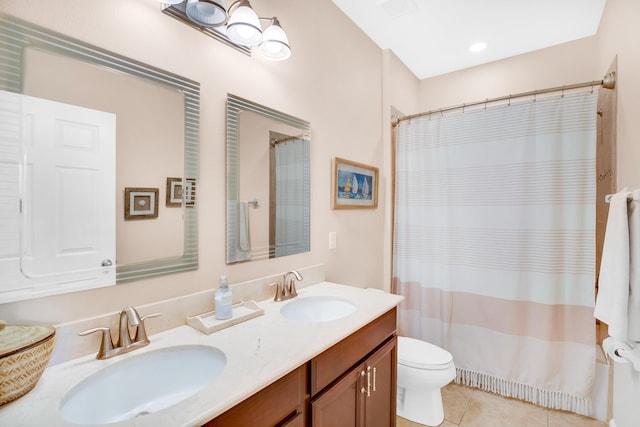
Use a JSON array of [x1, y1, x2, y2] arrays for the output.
[[186, 300, 264, 335]]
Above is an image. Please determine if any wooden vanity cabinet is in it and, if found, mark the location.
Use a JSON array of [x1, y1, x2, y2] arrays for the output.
[[203, 307, 397, 427], [310, 308, 397, 427], [204, 364, 308, 427]]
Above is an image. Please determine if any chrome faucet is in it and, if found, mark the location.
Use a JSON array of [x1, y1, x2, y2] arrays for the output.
[[269, 270, 303, 302], [78, 306, 161, 360]]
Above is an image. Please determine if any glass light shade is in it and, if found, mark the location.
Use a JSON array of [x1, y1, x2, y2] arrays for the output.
[[226, 5, 262, 46], [185, 0, 227, 28], [259, 21, 291, 61]]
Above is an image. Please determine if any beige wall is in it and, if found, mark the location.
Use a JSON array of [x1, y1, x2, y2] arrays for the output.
[[417, 36, 598, 111], [0, 0, 386, 324], [596, 0, 640, 190], [381, 49, 421, 291]]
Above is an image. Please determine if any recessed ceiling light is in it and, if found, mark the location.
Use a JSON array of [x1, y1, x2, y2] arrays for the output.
[[469, 42, 487, 52]]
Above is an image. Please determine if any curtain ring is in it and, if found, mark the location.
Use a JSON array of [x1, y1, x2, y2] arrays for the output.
[[484, 98, 488, 110], [561, 87, 565, 98], [508, 95, 511, 106], [533, 91, 537, 102]]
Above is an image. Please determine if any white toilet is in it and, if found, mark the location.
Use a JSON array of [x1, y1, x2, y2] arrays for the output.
[[397, 336, 456, 426]]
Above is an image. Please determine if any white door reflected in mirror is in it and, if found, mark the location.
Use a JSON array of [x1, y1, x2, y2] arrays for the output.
[[0, 91, 116, 302]]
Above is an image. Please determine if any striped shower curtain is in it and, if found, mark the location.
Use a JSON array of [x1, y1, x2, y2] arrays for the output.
[[392, 90, 598, 414]]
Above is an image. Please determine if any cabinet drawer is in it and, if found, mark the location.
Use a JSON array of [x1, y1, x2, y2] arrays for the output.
[[204, 364, 308, 427], [310, 307, 396, 396]]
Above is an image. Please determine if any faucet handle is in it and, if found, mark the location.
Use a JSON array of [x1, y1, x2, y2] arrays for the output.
[[78, 327, 114, 360], [269, 281, 286, 301], [141, 312, 162, 322], [133, 312, 162, 345]]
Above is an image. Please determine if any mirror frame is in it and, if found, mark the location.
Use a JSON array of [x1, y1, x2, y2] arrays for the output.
[[226, 94, 311, 264], [0, 16, 200, 283]]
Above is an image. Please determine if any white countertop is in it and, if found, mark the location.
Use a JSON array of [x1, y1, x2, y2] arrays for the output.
[[0, 282, 403, 426]]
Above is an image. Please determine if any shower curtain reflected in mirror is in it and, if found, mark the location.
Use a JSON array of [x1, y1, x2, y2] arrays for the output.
[[270, 136, 310, 258], [392, 89, 598, 415]]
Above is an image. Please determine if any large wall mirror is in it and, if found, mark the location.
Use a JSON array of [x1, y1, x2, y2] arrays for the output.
[[226, 94, 310, 263], [0, 17, 199, 302]]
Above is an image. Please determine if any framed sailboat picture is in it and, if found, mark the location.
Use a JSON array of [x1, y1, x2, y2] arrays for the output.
[[332, 157, 378, 209]]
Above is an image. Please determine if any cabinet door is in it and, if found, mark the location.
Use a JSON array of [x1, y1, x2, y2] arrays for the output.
[[362, 337, 397, 427], [311, 336, 397, 427], [311, 362, 364, 427]]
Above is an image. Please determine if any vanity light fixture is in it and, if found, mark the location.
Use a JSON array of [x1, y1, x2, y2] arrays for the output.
[[164, 0, 291, 60]]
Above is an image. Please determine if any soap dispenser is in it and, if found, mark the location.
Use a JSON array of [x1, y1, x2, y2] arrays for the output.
[[214, 275, 233, 320]]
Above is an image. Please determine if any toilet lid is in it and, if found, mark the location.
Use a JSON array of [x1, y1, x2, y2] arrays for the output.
[[398, 336, 453, 369]]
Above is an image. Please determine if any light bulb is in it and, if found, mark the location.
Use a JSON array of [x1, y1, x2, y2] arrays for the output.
[[185, 0, 227, 28], [226, 3, 262, 46], [259, 19, 291, 60]]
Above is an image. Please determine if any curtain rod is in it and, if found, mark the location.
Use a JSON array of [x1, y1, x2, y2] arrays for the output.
[[392, 72, 616, 127], [270, 134, 306, 146]]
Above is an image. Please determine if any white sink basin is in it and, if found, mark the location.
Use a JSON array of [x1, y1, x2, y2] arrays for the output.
[[280, 295, 356, 322], [59, 345, 226, 424]]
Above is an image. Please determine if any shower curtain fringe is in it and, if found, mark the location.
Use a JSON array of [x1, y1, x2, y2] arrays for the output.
[[456, 368, 592, 416]]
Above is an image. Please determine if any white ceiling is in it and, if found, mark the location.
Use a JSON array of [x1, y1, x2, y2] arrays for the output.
[[331, 0, 607, 80]]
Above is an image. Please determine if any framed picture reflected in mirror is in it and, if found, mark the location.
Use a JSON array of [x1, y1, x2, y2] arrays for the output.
[[125, 187, 159, 220]]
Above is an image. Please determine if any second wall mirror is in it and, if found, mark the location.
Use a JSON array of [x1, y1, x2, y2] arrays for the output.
[[226, 94, 310, 264]]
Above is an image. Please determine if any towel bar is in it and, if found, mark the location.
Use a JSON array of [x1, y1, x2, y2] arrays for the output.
[[604, 190, 640, 203]]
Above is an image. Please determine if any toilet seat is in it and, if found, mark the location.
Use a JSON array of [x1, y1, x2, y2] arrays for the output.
[[398, 336, 453, 370]]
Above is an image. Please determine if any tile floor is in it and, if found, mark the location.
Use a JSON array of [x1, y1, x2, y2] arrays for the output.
[[396, 383, 607, 427]]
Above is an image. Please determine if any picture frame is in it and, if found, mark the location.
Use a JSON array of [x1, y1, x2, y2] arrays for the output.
[[332, 157, 378, 209], [125, 187, 159, 220], [184, 178, 196, 208], [166, 177, 183, 207]]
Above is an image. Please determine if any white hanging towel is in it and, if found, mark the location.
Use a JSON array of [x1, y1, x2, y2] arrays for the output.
[[594, 188, 640, 343], [227, 200, 251, 262], [627, 192, 640, 341], [238, 200, 251, 252]]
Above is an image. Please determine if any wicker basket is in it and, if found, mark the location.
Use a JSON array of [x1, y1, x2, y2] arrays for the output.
[[0, 320, 56, 406]]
